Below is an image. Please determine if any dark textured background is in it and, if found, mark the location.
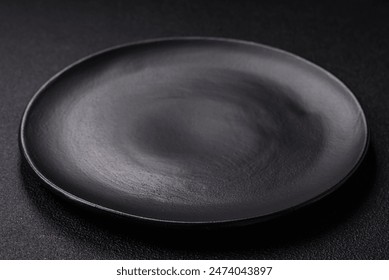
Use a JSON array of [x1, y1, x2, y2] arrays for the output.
[[1, 0, 388, 259]]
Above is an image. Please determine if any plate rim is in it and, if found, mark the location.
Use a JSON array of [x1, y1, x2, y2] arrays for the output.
[[19, 36, 369, 226]]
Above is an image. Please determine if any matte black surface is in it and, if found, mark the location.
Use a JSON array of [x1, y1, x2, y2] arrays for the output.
[[20, 38, 367, 225], [1, 0, 389, 259]]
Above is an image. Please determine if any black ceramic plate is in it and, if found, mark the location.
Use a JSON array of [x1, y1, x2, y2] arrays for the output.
[[20, 38, 368, 226]]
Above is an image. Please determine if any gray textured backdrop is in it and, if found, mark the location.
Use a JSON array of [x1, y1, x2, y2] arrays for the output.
[[0, 0, 387, 259]]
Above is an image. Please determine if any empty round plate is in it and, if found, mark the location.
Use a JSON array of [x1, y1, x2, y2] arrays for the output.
[[20, 37, 368, 225]]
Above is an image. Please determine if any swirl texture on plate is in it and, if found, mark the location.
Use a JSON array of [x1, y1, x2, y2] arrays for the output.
[[21, 39, 367, 223]]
